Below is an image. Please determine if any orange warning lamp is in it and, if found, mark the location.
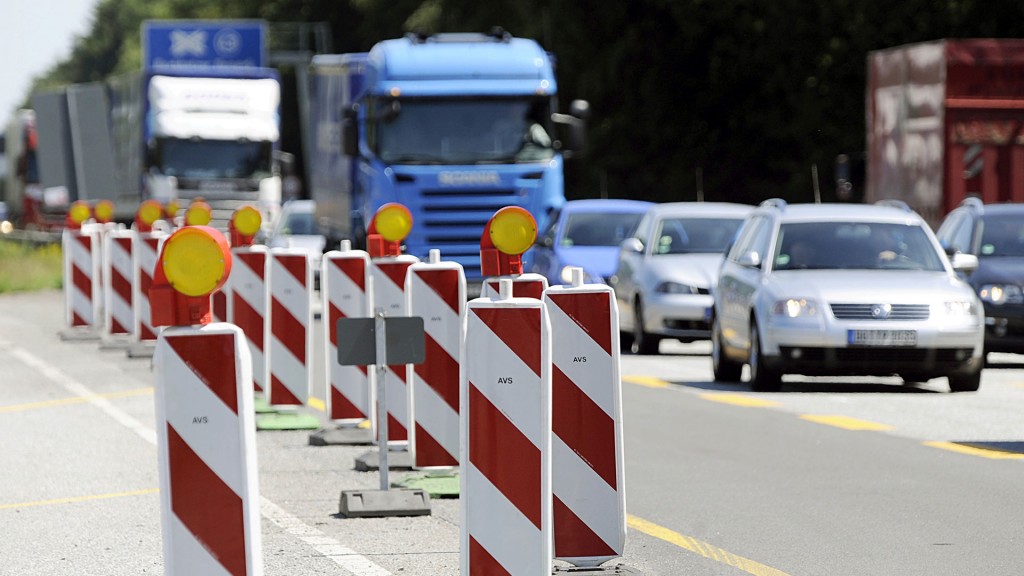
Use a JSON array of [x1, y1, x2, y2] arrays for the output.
[[480, 206, 537, 276], [229, 205, 262, 246], [94, 200, 115, 224], [150, 225, 232, 326], [164, 199, 181, 221], [66, 201, 92, 230], [185, 200, 213, 226], [367, 203, 413, 257], [136, 200, 164, 233]]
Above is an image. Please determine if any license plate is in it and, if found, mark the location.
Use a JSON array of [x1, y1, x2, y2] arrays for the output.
[[847, 329, 917, 347]]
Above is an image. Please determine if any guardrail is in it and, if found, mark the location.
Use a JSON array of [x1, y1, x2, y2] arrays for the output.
[[1, 229, 63, 245]]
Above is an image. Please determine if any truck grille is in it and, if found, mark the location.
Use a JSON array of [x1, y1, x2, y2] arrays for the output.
[[829, 303, 930, 320]]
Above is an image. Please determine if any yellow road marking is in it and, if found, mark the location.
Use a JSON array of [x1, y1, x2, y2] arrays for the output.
[[0, 387, 154, 414], [800, 414, 893, 431], [923, 441, 1024, 460], [623, 376, 670, 389], [307, 396, 325, 412], [627, 514, 791, 576], [0, 488, 159, 511], [700, 393, 780, 408]]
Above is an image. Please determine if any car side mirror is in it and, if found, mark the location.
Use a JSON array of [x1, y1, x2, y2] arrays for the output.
[[620, 238, 644, 254], [738, 251, 762, 268], [950, 252, 979, 274]]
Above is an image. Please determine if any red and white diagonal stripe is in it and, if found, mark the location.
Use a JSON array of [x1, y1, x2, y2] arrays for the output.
[[371, 255, 418, 444], [103, 229, 135, 336], [482, 272, 548, 300], [544, 285, 626, 566], [406, 260, 465, 469], [268, 249, 313, 407], [63, 227, 101, 328], [228, 246, 270, 394], [134, 231, 167, 342], [461, 297, 551, 576], [323, 250, 375, 424], [153, 324, 261, 576]]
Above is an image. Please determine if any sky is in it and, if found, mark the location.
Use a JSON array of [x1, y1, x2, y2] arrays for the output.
[[1, 0, 99, 130]]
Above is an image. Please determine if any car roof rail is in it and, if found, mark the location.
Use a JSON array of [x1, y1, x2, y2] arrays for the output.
[[875, 199, 914, 213], [759, 198, 787, 211], [959, 195, 984, 210]]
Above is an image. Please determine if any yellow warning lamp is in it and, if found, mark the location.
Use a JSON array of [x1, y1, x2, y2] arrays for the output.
[[136, 200, 164, 233], [185, 200, 213, 226], [164, 199, 181, 223], [480, 206, 537, 277], [94, 200, 115, 224], [66, 201, 92, 230], [367, 203, 413, 257], [229, 205, 262, 247], [150, 225, 232, 327]]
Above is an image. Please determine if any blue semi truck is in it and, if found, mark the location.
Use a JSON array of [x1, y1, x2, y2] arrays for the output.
[[307, 29, 587, 284]]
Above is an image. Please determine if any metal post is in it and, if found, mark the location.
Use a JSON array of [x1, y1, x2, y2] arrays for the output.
[[375, 306, 389, 491]]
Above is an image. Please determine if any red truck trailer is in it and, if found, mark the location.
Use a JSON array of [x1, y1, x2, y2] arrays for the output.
[[867, 39, 1024, 228]]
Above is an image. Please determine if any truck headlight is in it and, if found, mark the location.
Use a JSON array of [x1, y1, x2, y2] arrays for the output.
[[978, 284, 1023, 305], [772, 298, 818, 318]]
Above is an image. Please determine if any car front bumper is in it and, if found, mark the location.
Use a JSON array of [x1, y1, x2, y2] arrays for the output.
[[645, 293, 714, 341]]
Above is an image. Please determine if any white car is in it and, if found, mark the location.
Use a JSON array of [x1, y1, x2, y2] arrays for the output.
[[266, 199, 326, 280], [611, 202, 753, 354], [713, 199, 984, 392]]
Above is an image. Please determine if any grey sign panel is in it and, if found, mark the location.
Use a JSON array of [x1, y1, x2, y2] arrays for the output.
[[336, 316, 426, 366], [66, 83, 119, 201], [31, 91, 77, 197], [385, 317, 425, 365], [337, 318, 376, 366]]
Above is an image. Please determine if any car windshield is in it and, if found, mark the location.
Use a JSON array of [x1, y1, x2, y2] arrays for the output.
[[371, 97, 554, 164], [652, 217, 744, 255], [281, 211, 315, 235], [560, 211, 645, 247], [773, 221, 945, 271], [979, 214, 1024, 257]]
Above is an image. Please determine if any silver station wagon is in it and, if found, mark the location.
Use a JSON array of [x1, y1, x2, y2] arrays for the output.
[[713, 200, 985, 392]]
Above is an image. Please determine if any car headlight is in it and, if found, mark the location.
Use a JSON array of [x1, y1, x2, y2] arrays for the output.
[[655, 281, 699, 295], [943, 300, 979, 316], [978, 284, 1023, 305], [772, 298, 818, 318]]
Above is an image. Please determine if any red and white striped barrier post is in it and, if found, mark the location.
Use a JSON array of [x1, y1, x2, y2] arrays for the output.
[[262, 247, 320, 430], [129, 200, 169, 358], [102, 227, 136, 343], [482, 272, 548, 300], [149, 225, 263, 576], [61, 201, 101, 339], [227, 207, 270, 400], [461, 278, 552, 575], [312, 241, 376, 445], [544, 268, 627, 566], [406, 249, 465, 469]]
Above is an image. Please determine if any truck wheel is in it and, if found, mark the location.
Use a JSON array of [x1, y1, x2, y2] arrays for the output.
[[748, 320, 782, 392], [712, 314, 742, 381]]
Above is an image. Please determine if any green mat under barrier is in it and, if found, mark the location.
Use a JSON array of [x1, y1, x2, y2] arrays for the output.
[[253, 396, 277, 414], [256, 411, 321, 430], [392, 472, 460, 498]]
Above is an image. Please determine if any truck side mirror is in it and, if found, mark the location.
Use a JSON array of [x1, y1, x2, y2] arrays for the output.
[[552, 99, 589, 156], [342, 106, 359, 157]]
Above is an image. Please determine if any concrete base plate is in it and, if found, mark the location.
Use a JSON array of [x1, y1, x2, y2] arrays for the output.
[[59, 327, 100, 341], [391, 471, 460, 498], [338, 488, 431, 518], [553, 565, 643, 575], [256, 412, 322, 430], [126, 341, 156, 358], [354, 449, 412, 471], [309, 426, 375, 446]]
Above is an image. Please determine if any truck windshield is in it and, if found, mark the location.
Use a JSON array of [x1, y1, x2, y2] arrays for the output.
[[153, 138, 272, 179], [371, 98, 554, 165]]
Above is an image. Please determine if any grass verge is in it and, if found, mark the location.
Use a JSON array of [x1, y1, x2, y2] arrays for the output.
[[0, 239, 63, 294]]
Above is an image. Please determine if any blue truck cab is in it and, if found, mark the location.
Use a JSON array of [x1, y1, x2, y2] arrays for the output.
[[308, 29, 587, 287]]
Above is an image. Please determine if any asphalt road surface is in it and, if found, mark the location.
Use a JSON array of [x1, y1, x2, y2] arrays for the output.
[[3, 289, 1024, 575]]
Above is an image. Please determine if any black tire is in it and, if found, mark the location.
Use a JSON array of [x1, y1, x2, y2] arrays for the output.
[[631, 299, 661, 355], [712, 314, 743, 381], [748, 320, 782, 392], [948, 370, 982, 393]]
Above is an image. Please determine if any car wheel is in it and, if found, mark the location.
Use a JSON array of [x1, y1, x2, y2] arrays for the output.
[[631, 299, 661, 355], [712, 314, 742, 382], [948, 370, 981, 393], [748, 320, 782, 392]]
